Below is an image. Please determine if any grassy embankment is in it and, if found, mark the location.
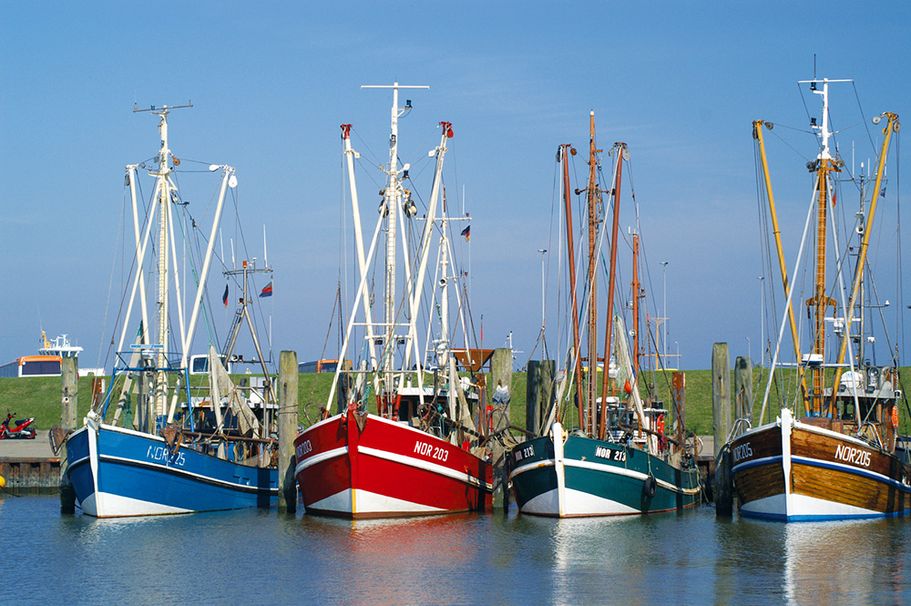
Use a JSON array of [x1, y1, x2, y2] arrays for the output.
[[4, 368, 910, 435]]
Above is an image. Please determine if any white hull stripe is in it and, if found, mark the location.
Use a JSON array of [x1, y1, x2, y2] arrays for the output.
[[510, 456, 699, 496], [565, 458, 701, 495], [732, 453, 911, 493], [67, 455, 91, 469], [99, 454, 278, 493], [358, 446, 493, 490], [295, 446, 348, 475], [509, 459, 555, 480], [732, 454, 783, 474], [791, 455, 911, 492]]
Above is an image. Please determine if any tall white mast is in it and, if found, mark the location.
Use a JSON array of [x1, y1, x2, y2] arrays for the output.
[[154, 108, 172, 418], [361, 83, 429, 394]]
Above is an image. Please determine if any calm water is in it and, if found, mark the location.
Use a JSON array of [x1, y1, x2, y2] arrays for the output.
[[2, 494, 910, 605]]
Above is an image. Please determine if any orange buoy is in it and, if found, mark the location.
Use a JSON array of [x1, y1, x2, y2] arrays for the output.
[[623, 380, 633, 395]]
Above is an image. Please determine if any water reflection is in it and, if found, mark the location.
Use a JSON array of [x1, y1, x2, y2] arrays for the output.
[[4, 496, 910, 605]]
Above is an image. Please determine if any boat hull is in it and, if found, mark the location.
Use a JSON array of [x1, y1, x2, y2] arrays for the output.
[[294, 410, 492, 518], [508, 423, 701, 517], [731, 408, 911, 521], [64, 420, 277, 518]]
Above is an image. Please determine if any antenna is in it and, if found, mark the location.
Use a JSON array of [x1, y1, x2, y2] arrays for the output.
[[797, 77, 852, 160], [132, 101, 194, 115], [263, 224, 269, 269]]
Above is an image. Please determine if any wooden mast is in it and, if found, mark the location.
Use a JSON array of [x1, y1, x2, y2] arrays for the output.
[[560, 144, 585, 431], [631, 233, 641, 377], [809, 158, 836, 415], [585, 112, 601, 432], [599, 142, 625, 440]]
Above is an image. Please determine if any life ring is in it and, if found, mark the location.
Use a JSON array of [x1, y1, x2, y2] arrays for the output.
[[643, 474, 657, 498], [656, 414, 665, 436]]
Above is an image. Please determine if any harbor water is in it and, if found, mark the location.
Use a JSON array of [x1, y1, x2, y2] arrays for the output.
[[2, 494, 910, 604]]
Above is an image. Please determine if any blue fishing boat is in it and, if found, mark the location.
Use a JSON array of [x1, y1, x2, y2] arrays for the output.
[[62, 104, 278, 517]]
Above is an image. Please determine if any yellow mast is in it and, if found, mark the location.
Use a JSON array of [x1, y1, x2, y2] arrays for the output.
[[830, 112, 900, 402], [753, 121, 810, 415]]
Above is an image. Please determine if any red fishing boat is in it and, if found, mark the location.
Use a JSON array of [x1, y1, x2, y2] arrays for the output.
[[295, 83, 492, 518]]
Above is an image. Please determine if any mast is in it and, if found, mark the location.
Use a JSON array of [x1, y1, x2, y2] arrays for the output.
[[361, 82, 429, 403], [559, 143, 584, 431], [155, 108, 171, 421], [753, 120, 809, 410], [599, 142, 625, 440], [631, 233, 641, 376], [585, 112, 601, 431], [830, 110, 899, 400], [802, 78, 844, 414]]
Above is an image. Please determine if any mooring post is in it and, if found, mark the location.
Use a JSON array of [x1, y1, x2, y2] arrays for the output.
[[59, 357, 78, 514], [490, 348, 513, 511], [62, 358, 78, 431], [672, 371, 686, 449], [526, 361, 541, 436], [278, 351, 298, 514], [734, 356, 753, 426], [526, 360, 556, 436], [490, 348, 513, 433], [711, 343, 731, 458]]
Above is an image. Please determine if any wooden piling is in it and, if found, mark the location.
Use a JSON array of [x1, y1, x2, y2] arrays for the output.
[[733, 356, 753, 424], [278, 351, 298, 514], [711, 343, 731, 458], [490, 348, 513, 434], [526, 361, 542, 436], [672, 371, 686, 448], [714, 446, 734, 516], [60, 357, 78, 514], [61, 358, 78, 431], [526, 360, 556, 436]]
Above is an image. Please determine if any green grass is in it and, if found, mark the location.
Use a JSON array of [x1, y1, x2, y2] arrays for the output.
[[4, 368, 910, 435]]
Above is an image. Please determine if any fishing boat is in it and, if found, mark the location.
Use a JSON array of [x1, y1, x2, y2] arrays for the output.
[[294, 83, 493, 518], [62, 104, 278, 517], [727, 77, 910, 521], [508, 113, 701, 517]]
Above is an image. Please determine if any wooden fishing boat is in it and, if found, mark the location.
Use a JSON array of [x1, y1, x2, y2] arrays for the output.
[[509, 113, 701, 517], [62, 104, 278, 517], [727, 76, 910, 521], [295, 84, 492, 518]]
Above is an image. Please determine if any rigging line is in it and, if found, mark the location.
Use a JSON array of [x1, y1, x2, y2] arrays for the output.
[[850, 82, 878, 156], [769, 128, 812, 163], [797, 82, 813, 127], [99, 189, 130, 369], [897, 133, 904, 366], [768, 122, 814, 134]]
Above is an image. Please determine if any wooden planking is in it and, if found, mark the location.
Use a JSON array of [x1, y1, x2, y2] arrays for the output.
[[731, 425, 781, 464], [792, 463, 908, 514], [791, 426, 895, 478], [735, 463, 784, 505]]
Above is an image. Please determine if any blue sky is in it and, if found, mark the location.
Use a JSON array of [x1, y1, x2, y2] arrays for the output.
[[1, 1, 909, 370]]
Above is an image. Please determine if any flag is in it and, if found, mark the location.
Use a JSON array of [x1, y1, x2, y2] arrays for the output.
[[460, 224, 471, 241], [222, 284, 229, 307], [259, 281, 273, 298]]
